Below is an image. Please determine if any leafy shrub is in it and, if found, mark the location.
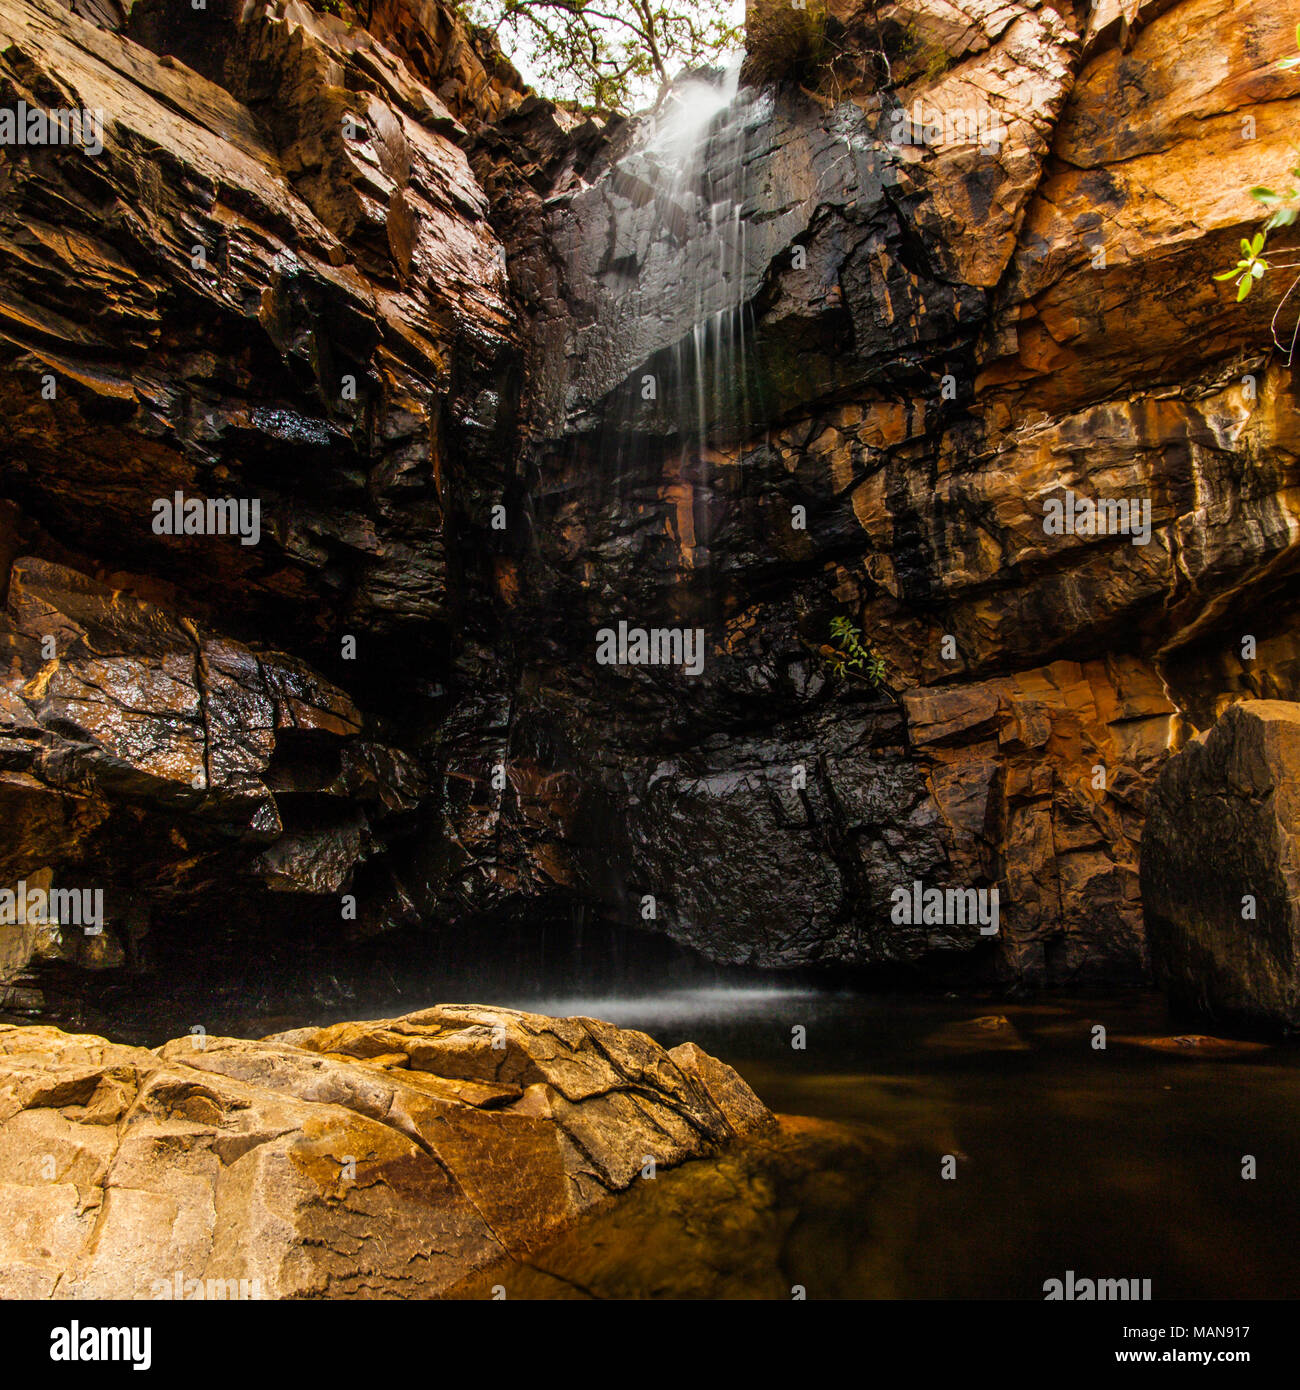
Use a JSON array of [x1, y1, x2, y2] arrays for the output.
[[824, 615, 887, 686]]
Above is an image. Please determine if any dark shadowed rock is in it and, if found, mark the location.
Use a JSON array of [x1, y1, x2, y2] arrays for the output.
[[1141, 701, 1300, 1032], [0, 557, 421, 1019]]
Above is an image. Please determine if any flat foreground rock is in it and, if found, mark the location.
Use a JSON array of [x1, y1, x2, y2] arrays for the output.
[[0, 1006, 774, 1298]]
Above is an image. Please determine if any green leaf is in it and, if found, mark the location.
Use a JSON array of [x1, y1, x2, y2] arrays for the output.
[[1251, 187, 1280, 202], [1251, 232, 1266, 255], [1214, 267, 1242, 279], [1267, 208, 1299, 230], [1237, 275, 1253, 301]]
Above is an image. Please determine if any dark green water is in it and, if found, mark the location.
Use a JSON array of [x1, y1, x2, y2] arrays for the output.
[[491, 985, 1300, 1299]]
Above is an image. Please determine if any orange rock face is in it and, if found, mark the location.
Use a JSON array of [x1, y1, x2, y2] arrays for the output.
[[0, 1007, 775, 1298], [2, 0, 1299, 1019]]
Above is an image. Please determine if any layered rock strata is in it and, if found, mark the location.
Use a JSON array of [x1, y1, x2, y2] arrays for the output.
[[493, 0, 1300, 983], [0, 0, 1299, 1022]]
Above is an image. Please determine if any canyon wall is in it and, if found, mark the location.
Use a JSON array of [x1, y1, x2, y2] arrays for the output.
[[0, 0, 533, 1027], [0, 0, 1297, 1029], [501, 0, 1300, 984]]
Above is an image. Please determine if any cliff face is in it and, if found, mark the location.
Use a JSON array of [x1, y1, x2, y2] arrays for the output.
[[0, 0, 1297, 1027], [0, 0, 531, 1025], [496, 0, 1300, 984]]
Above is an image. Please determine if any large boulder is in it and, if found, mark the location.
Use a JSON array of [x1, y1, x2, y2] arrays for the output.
[[0, 1006, 775, 1298], [1141, 701, 1300, 1031]]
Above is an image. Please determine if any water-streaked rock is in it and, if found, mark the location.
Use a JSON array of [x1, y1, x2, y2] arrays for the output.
[[3, 0, 1300, 1021]]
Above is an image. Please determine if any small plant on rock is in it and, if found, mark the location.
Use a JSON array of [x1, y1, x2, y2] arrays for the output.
[[1214, 231, 1270, 302], [823, 615, 887, 687], [1214, 24, 1300, 357]]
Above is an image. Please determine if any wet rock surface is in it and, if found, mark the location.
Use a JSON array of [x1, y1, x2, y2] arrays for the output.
[[497, 0, 1300, 988], [0, 0, 525, 1023], [1142, 701, 1300, 1032], [0, 1005, 776, 1297], [444, 1111, 880, 1300], [0, 0, 1298, 1024]]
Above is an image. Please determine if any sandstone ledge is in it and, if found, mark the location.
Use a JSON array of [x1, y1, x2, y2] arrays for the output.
[[0, 1005, 776, 1299]]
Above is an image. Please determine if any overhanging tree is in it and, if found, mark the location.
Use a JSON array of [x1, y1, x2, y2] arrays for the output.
[[465, 0, 743, 111]]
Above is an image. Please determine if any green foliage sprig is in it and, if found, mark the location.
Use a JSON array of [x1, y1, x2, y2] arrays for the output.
[[824, 615, 887, 686], [1280, 23, 1300, 71], [1214, 231, 1270, 302], [1214, 24, 1300, 340]]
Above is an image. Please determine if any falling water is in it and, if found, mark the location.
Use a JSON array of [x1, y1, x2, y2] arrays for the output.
[[642, 61, 766, 460], [574, 62, 774, 592]]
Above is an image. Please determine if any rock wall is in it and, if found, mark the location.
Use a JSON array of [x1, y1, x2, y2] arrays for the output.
[[0, 0, 529, 1026], [1142, 701, 1300, 1032], [1, 0, 1298, 1026], [491, 0, 1300, 984]]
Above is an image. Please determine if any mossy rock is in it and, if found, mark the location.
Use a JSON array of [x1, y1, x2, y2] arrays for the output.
[[743, 0, 832, 85]]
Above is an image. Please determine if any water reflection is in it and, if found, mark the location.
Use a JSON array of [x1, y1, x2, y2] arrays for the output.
[[449, 987, 1300, 1300]]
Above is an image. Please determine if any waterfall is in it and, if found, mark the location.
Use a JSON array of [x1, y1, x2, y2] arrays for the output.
[[562, 61, 771, 603], [632, 62, 768, 457], [553, 64, 882, 467]]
